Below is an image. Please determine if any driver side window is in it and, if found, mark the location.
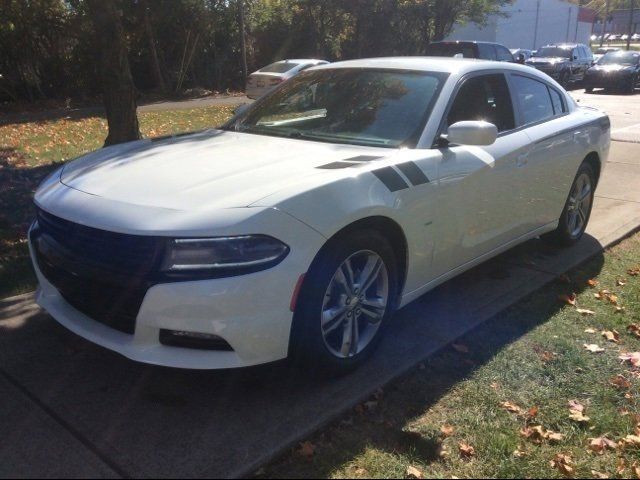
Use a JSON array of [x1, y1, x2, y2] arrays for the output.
[[447, 74, 515, 132]]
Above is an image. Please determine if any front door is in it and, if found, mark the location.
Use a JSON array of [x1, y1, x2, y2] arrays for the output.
[[431, 73, 532, 278]]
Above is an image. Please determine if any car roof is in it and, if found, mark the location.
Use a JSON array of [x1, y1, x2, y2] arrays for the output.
[[311, 56, 542, 76], [541, 43, 582, 48], [276, 59, 327, 64], [429, 40, 504, 45]]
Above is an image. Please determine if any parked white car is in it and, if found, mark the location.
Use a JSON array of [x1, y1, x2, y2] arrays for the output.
[[245, 59, 328, 99], [30, 58, 610, 373]]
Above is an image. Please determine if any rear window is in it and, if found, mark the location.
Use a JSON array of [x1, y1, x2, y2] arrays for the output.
[[259, 62, 301, 74], [425, 43, 476, 59]]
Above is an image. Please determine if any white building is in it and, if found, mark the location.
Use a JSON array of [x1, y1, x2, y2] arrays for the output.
[[446, 0, 595, 50]]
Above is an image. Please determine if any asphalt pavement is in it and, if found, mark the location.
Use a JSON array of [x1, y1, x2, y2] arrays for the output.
[[1, 91, 640, 478]]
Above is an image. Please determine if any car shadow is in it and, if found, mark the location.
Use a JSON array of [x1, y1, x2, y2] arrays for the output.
[[0, 233, 606, 477]]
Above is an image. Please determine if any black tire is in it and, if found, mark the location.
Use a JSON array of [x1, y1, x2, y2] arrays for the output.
[[543, 162, 596, 247], [289, 229, 399, 374], [627, 75, 637, 94]]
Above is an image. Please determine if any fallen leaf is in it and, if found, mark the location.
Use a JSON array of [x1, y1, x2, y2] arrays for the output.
[[569, 411, 591, 423], [619, 352, 640, 367], [602, 330, 620, 343], [513, 447, 527, 458], [617, 457, 627, 475], [458, 442, 475, 458], [568, 399, 585, 413], [628, 324, 640, 339], [591, 470, 609, 479], [584, 328, 597, 334], [520, 425, 563, 444], [298, 441, 315, 459], [589, 436, 618, 454], [619, 434, 640, 448], [587, 279, 599, 287], [440, 424, 455, 437], [627, 266, 640, 276], [610, 375, 631, 390], [616, 306, 626, 313], [500, 401, 526, 416], [547, 431, 565, 442], [540, 351, 556, 362], [490, 382, 500, 390], [632, 462, 640, 479], [550, 453, 575, 477], [584, 344, 605, 353], [452, 343, 469, 354], [527, 406, 539, 419], [558, 293, 577, 306], [576, 308, 596, 316], [406, 465, 424, 479], [436, 444, 450, 458], [617, 279, 627, 286]]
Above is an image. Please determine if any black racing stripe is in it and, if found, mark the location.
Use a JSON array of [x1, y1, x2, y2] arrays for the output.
[[396, 161, 430, 186], [317, 161, 361, 169], [342, 155, 383, 162], [372, 166, 409, 192]]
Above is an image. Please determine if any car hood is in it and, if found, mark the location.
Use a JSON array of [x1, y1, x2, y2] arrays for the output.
[[590, 64, 631, 72], [527, 57, 568, 65], [60, 129, 385, 211]]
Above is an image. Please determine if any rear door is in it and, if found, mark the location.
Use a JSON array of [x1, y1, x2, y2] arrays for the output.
[[509, 73, 577, 229], [431, 72, 532, 277]]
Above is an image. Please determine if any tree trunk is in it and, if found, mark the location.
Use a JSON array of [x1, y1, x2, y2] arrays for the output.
[[140, 0, 166, 92], [86, 0, 141, 147], [238, 0, 248, 84]]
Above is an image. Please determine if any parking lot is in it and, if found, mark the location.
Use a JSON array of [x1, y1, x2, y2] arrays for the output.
[[1, 89, 640, 478]]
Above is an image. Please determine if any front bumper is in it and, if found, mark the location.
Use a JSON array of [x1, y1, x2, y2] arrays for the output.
[[584, 73, 632, 88], [30, 233, 306, 369]]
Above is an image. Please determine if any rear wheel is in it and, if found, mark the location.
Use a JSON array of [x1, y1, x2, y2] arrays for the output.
[[289, 230, 398, 374], [544, 163, 596, 246]]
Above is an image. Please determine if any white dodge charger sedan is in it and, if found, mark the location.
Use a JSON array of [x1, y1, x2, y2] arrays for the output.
[[30, 58, 610, 373]]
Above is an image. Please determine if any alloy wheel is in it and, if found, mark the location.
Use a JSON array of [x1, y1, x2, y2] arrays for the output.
[[320, 250, 389, 359], [566, 172, 593, 238]]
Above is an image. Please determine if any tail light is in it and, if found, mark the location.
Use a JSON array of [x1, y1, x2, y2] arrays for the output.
[[269, 78, 283, 86]]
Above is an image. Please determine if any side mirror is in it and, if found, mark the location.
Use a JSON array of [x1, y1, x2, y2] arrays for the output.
[[234, 103, 251, 116], [444, 121, 498, 146], [516, 53, 526, 64], [573, 55, 578, 60]]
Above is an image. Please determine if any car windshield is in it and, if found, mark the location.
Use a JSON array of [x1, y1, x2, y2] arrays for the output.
[[597, 52, 639, 65], [259, 61, 301, 73], [224, 69, 447, 148], [535, 47, 572, 58], [425, 43, 476, 58]]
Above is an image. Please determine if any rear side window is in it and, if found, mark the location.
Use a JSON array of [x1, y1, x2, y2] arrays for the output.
[[477, 43, 497, 60], [548, 87, 566, 115], [496, 46, 514, 62], [447, 73, 515, 132], [426, 42, 477, 58], [259, 62, 300, 73], [511, 75, 555, 125]]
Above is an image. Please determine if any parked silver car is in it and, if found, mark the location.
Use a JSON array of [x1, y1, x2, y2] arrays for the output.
[[245, 59, 329, 99]]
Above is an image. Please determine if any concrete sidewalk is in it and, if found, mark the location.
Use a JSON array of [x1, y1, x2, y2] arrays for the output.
[[1, 146, 639, 477]]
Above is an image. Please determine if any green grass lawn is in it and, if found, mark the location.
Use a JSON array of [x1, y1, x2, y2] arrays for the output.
[[0, 106, 234, 298], [259, 233, 640, 479]]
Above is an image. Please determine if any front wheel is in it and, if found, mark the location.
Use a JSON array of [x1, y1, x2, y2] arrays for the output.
[[289, 230, 398, 374], [544, 163, 596, 246]]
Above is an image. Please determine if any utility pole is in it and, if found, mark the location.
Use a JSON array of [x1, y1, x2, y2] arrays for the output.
[[600, 0, 611, 47], [533, 0, 540, 50], [566, 6, 572, 42], [238, 0, 248, 84], [627, 0, 636, 50]]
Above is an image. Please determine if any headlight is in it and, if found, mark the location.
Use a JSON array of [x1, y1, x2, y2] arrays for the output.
[[161, 235, 289, 274]]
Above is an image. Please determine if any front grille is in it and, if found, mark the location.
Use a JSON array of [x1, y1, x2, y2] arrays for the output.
[[32, 209, 165, 334]]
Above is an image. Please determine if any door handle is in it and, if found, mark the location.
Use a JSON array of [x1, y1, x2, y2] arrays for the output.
[[516, 153, 528, 167]]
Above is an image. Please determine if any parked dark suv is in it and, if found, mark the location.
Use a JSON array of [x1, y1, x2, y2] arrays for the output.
[[525, 43, 594, 88], [425, 41, 515, 62]]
